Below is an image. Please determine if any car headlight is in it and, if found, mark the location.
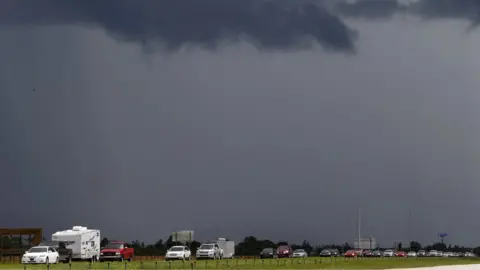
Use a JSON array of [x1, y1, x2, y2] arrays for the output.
[[100, 253, 104, 255], [115, 252, 120, 255]]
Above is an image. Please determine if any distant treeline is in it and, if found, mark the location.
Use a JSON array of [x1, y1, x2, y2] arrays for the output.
[[100, 236, 480, 256]]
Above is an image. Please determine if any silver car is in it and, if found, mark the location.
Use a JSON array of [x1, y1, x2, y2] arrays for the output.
[[407, 251, 417, 257], [292, 249, 308, 258]]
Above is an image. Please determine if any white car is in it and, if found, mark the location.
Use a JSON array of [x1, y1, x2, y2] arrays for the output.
[[165, 246, 191, 260], [292, 249, 308, 258], [196, 243, 223, 259], [22, 246, 60, 264], [383, 250, 394, 257], [407, 251, 417, 257]]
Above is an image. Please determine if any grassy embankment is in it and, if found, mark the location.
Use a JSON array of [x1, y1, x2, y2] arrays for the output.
[[0, 257, 479, 269]]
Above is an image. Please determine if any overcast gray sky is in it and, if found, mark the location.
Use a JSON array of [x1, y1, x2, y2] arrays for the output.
[[1, 0, 480, 247]]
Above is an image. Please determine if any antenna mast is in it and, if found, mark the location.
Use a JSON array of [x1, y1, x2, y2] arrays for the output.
[[357, 207, 361, 249]]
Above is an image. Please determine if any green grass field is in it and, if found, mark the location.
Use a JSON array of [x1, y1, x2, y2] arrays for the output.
[[0, 257, 479, 270]]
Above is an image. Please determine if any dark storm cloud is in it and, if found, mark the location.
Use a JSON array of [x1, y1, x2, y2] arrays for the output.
[[410, 0, 480, 30], [334, 0, 402, 19], [333, 0, 480, 28], [410, 0, 480, 20], [0, 0, 357, 52]]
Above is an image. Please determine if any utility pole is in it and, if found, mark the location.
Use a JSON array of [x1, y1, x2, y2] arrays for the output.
[[357, 207, 361, 249], [408, 210, 412, 247]]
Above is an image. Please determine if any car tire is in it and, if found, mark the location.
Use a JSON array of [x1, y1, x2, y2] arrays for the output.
[[55, 256, 59, 264], [128, 256, 132, 262], [120, 256, 124, 262], [46, 257, 49, 265]]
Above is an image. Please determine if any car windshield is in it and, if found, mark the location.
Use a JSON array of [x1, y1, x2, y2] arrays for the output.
[[200, 244, 214, 249], [294, 249, 304, 252], [105, 243, 124, 249], [278, 246, 289, 251], [385, 250, 392, 252], [39, 241, 58, 247], [321, 250, 330, 253], [28, 247, 48, 253], [170, 247, 184, 251], [262, 248, 273, 252]]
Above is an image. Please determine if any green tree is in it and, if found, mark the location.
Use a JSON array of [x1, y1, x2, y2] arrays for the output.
[[100, 237, 109, 248], [432, 242, 447, 251], [409, 241, 421, 251]]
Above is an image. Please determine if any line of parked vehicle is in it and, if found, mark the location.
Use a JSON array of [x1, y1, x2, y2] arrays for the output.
[[258, 246, 477, 259], [20, 226, 237, 265], [19, 225, 478, 265], [340, 249, 476, 258]]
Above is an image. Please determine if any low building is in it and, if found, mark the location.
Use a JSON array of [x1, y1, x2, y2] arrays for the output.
[[354, 237, 377, 249]]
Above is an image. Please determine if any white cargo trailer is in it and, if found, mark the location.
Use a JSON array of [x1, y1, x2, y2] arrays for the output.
[[52, 226, 100, 261], [217, 238, 235, 259]]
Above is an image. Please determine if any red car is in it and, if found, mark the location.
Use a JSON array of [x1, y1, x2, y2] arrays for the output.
[[100, 241, 134, 262], [395, 251, 407, 257], [362, 250, 373, 257], [276, 245, 293, 258], [344, 250, 357, 257]]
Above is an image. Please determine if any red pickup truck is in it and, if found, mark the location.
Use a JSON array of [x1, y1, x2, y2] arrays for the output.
[[99, 241, 134, 262]]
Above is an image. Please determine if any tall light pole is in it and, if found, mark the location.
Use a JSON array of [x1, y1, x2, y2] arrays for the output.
[[357, 207, 361, 249], [408, 210, 412, 246]]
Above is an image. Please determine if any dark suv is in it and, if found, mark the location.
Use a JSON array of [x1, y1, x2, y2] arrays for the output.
[[276, 245, 293, 258], [39, 241, 73, 263], [319, 249, 332, 257], [260, 248, 276, 259]]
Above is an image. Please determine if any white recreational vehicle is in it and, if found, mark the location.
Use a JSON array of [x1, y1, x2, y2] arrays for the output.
[[216, 238, 235, 259], [52, 226, 101, 262]]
